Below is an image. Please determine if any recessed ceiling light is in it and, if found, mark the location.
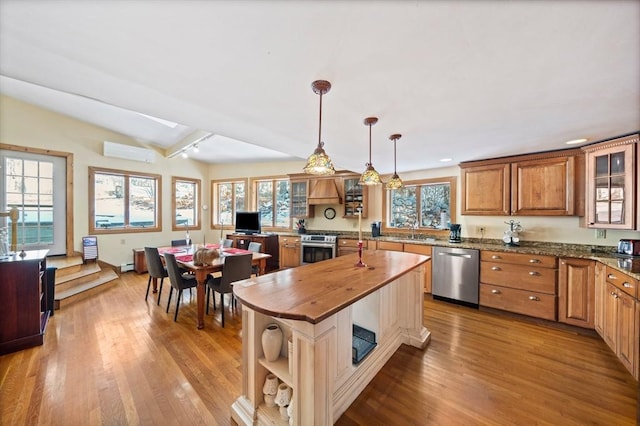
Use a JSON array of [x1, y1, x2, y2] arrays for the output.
[[565, 138, 588, 145], [439, 158, 453, 162]]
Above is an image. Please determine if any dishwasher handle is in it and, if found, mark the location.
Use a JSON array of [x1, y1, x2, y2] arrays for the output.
[[437, 252, 472, 259]]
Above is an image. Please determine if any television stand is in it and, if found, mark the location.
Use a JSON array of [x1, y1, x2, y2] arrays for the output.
[[227, 234, 279, 272]]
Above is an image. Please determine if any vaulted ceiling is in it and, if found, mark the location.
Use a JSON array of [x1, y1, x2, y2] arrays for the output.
[[1, 1, 638, 173]]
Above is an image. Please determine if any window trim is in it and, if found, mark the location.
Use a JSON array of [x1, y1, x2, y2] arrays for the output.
[[382, 176, 457, 237], [171, 176, 201, 231], [252, 175, 291, 232], [89, 166, 162, 234]]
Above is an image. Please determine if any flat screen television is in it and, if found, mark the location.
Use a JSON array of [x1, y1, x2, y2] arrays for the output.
[[235, 211, 261, 235]]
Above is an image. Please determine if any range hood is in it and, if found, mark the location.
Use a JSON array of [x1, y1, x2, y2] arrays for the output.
[[308, 179, 343, 205]]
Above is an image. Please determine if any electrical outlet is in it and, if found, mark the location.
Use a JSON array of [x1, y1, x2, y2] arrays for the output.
[[476, 226, 486, 234], [595, 229, 606, 239]]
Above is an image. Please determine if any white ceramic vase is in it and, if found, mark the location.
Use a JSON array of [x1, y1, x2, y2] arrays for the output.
[[262, 323, 283, 362]]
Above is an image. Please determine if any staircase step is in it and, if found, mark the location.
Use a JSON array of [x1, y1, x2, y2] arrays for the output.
[[54, 263, 102, 291], [54, 269, 119, 309], [47, 255, 85, 277]]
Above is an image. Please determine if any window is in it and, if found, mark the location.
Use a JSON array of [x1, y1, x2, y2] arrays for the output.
[[254, 177, 290, 229], [383, 176, 456, 236], [212, 178, 247, 227], [3, 156, 54, 246], [172, 177, 201, 231], [89, 167, 161, 234]]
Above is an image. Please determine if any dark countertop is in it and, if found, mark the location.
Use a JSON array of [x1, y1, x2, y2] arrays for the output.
[[278, 231, 640, 279]]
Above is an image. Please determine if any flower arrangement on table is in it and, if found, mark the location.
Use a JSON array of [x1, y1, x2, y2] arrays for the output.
[[295, 219, 306, 234]]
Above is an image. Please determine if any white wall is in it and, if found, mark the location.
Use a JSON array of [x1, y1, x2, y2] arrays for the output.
[[2, 95, 638, 270]]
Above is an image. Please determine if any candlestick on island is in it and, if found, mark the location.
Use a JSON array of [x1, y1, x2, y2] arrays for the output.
[[358, 211, 362, 241]]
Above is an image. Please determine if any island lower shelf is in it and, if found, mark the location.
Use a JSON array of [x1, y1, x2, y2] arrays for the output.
[[231, 250, 431, 425]]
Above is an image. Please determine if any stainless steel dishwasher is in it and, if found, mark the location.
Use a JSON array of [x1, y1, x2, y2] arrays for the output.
[[432, 246, 480, 307]]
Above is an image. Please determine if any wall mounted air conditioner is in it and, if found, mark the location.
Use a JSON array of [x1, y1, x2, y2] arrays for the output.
[[103, 141, 156, 163]]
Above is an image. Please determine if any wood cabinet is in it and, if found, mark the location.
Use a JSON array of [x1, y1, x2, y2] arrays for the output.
[[227, 234, 279, 272], [290, 179, 314, 219], [583, 134, 638, 229], [0, 250, 50, 355], [598, 266, 639, 379], [279, 236, 300, 269], [460, 149, 584, 216], [376, 240, 403, 251], [594, 262, 606, 336], [461, 163, 510, 215], [403, 243, 433, 294], [133, 248, 147, 273], [338, 238, 368, 256], [343, 177, 367, 218], [480, 250, 558, 320], [558, 258, 595, 328]]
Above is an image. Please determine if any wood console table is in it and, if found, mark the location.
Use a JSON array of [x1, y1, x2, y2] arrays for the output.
[[232, 250, 431, 425]]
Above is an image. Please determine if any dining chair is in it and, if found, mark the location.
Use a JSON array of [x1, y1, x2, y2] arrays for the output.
[[144, 247, 169, 305], [164, 252, 198, 322], [223, 239, 233, 248], [247, 241, 262, 276], [171, 239, 188, 247], [205, 253, 252, 327]]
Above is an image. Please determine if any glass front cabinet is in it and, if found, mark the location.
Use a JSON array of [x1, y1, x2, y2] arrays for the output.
[[290, 179, 313, 219], [583, 134, 638, 229], [343, 177, 367, 218]]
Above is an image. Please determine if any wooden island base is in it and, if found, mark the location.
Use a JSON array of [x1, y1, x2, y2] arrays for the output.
[[232, 250, 431, 425]]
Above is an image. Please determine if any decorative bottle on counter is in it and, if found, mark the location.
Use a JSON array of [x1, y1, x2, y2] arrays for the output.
[[262, 323, 283, 362]]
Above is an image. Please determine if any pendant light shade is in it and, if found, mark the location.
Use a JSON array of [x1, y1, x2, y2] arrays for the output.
[[386, 134, 403, 190], [304, 80, 336, 175], [360, 117, 382, 185]]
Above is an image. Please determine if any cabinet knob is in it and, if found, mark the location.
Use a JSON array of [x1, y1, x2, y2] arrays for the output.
[[491, 289, 501, 294], [491, 266, 501, 271], [528, 296, 540, 301], [491, 255, 501, 259], [528, 271, 540, 276], [610, 291, 618, 298], [607, 274, 616, 280], [623, 282, 632, 288], [529, 259, 541, 263]]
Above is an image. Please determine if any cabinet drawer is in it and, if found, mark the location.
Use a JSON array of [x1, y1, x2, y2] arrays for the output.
[[480, 284, 557, 320], [403, 244, 432, 256], [481, 262, 557, 294], [605, 266, 638, 299], [481, 250, 557, 268], [377, 241, 403, 251], [339, 239, 368, 249]]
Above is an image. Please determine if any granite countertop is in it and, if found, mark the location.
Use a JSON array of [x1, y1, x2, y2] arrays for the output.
[[277, 231, 640, 279]]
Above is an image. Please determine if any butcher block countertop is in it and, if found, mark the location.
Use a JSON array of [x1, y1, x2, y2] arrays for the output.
[[233, 250, 429, 324]]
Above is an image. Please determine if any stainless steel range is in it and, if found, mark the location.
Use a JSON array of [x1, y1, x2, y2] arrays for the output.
[[300, 234, 337, 264]]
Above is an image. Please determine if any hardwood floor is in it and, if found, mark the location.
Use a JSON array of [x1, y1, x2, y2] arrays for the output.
[[1, 271, 637, 425]]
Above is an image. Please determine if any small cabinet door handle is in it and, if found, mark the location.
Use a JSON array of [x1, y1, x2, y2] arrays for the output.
[[529, 271, 540, 276], [623, 282, 633, 288], [491, 255, 502, 260], [610, 292, 618, 298], [491, 266, 501, 271], [528, 296, 540, 301], [607, 274, 617, 280], [529, 259, 541, 263], [491, 289, 501, 294]]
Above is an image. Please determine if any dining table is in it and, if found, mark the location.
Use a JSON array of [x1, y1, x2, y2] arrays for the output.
[[157, 244, 271, 329]]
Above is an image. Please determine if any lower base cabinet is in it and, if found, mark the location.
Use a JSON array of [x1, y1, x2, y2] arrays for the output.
[[596, 266, 639, 380], [558, 258, 595, 328], [279, 237, 300, 269]]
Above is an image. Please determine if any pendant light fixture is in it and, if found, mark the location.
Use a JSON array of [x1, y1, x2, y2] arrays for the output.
[[386, 134, 403, 190], [360, 117, 382, 185], [304, 80, 336, 175]]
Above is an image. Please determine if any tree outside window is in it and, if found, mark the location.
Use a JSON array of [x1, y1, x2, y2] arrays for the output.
[[172, 177, 201, 231], [385, 176, 456, 235], [89, 167, 161, 234], [254, 178, 290, 229], [212, 179, 246, 227]]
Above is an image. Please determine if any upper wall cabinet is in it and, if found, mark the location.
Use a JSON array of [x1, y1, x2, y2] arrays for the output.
[[460, 148, 584, 216], [290, 179, 314, 219], [343, 176, 368, 218], [582, 134, 638, 230]]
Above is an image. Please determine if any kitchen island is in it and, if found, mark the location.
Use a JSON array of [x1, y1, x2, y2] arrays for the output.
[[231, 250, 430, 425]]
